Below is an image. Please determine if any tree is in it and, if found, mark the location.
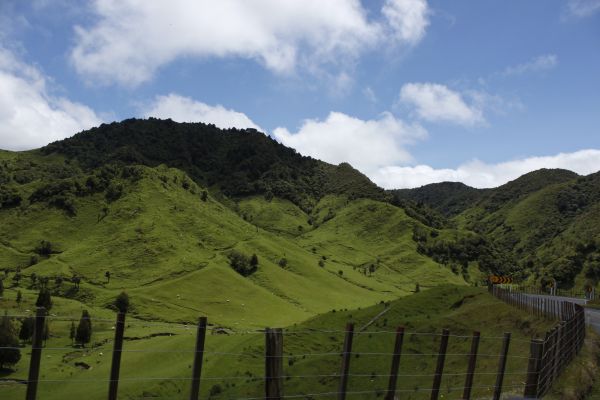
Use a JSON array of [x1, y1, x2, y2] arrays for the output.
[[16, 291, 22, 308], [0, 278, 4, 298], [12, 271, 21, 287], [69, 321, 76, 345], [250, 254, 259, 268], [72, 275, 81, 289], [75, 310, 92, 347], [415, 283, 420, 293], [30, 273, 37, 288], [105, 271, 111, 284], [19, 317, 34, 343], [0, 312, 21, 369], [115, 292, 130, 313], [201, 191, 208, 202], [278, 258, 288, 268], [35, 240, 53, 256], [36, 288, 52, 313]]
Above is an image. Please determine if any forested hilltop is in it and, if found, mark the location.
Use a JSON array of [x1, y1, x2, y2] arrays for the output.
[[41, 118, 388, 211]]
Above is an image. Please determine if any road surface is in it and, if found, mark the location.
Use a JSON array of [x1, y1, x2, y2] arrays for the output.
[[521, 293, 600, 333]]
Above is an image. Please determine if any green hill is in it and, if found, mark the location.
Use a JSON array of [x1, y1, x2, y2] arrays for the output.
[[399, 169, 600, 288], [0, 119, 598, 399], [0, 123, 477, 329]]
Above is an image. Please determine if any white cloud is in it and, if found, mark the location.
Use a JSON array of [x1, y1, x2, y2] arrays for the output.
[[382, 0, 429, 45], [504, 54, 558, 76], [567, 0, 600, 17], [0, 47, 102, 151], [371, 149, 600, 189], [273, 111, 427, 173], [70, 0, 430, 86], [142, 94, 261, 131], [399, 82, 484, 126]]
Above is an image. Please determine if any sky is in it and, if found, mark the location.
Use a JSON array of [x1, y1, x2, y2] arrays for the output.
[[0, 0, 599, 189]]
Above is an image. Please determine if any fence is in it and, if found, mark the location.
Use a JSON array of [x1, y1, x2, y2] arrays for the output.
[[514, 285, 597, 302], [490, 285, 586, 398], [1, 304, 579, 400]]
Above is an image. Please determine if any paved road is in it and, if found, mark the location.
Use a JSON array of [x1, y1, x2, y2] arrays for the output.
[[521, 293, 600, 333]]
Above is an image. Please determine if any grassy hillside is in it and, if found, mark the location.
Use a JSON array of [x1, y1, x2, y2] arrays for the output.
[[399, 169, 600, 288], [0, 285, 554, 400], [0, 150, 472, 329]]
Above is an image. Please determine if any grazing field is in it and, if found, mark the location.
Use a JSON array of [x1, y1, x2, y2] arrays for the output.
[[0, 286, 554, 400]]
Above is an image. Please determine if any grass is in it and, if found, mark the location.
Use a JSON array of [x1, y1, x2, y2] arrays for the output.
[[0, 161, 467, 327], [0, 285, 556, 400]]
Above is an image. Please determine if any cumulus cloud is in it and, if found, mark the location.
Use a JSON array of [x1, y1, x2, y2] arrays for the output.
[[273, 111, 427, 173], [567, 0, 600, 17], [399, 82, 484, 126], [71, 0, 430, 86], [142, 94, 261, 131], [382, 0, 429, 45], [504, 54, 558, 76], [371, 149, 600, 189], [0, 47, 102, 151]]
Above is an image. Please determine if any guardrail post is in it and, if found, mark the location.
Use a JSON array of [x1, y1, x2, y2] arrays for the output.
[[385, 327, 405, 400], [189, 316, 207, 400], [25, 307, 46, 400], [524, 339, 543, 398], [493, 332, 511, 400], [338, 323, 354, 400], [430, 329, 450, 400], [462, 331, 480, 400], [265, 327, 284, 400], [108, 312, 126, 400]]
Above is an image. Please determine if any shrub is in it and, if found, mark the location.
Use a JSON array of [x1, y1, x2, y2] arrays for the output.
[[209, 384, 222, 397], [35, 240, 54, 256], [228, 251, 257, 277]]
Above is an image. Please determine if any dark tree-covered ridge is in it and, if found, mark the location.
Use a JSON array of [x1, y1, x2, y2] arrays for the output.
[[42, 118, 387, 211]]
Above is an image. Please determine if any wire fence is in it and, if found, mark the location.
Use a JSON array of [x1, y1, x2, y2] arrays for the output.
[[490, 285, 586, 398], [0, 305, 568, 400]]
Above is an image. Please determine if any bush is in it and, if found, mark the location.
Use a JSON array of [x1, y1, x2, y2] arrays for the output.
[[0, 187, 22, 209], [228, 251, 257, 277], [0, 313, 21, 369], [209, 384, 222, 397], [278, 258, 288, 268], [35, 240, 54, 256], [105, 182, 123, 202]]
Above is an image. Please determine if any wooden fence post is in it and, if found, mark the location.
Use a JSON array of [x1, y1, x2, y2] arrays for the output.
[[430, 329, 450, 400], [462, 331, 480, 400], [189, 316, 207, 400], [108, 312, 126, 400], [385, 327, 405, 400], [265, 328, 284, 400], [493, 332, 511, 400], [25, 307, 46, 400], [524, 339, 544, 398], [338, 323, 354, 400]]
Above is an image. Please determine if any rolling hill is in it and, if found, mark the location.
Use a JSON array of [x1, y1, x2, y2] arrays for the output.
[[397, 169, 600, 288]]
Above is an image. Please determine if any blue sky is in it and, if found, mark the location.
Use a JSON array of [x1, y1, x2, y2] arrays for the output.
[[0, 0, 599, 188]]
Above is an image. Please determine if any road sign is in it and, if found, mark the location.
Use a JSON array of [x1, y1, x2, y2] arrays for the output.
[[489, 275, 512, 284]]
